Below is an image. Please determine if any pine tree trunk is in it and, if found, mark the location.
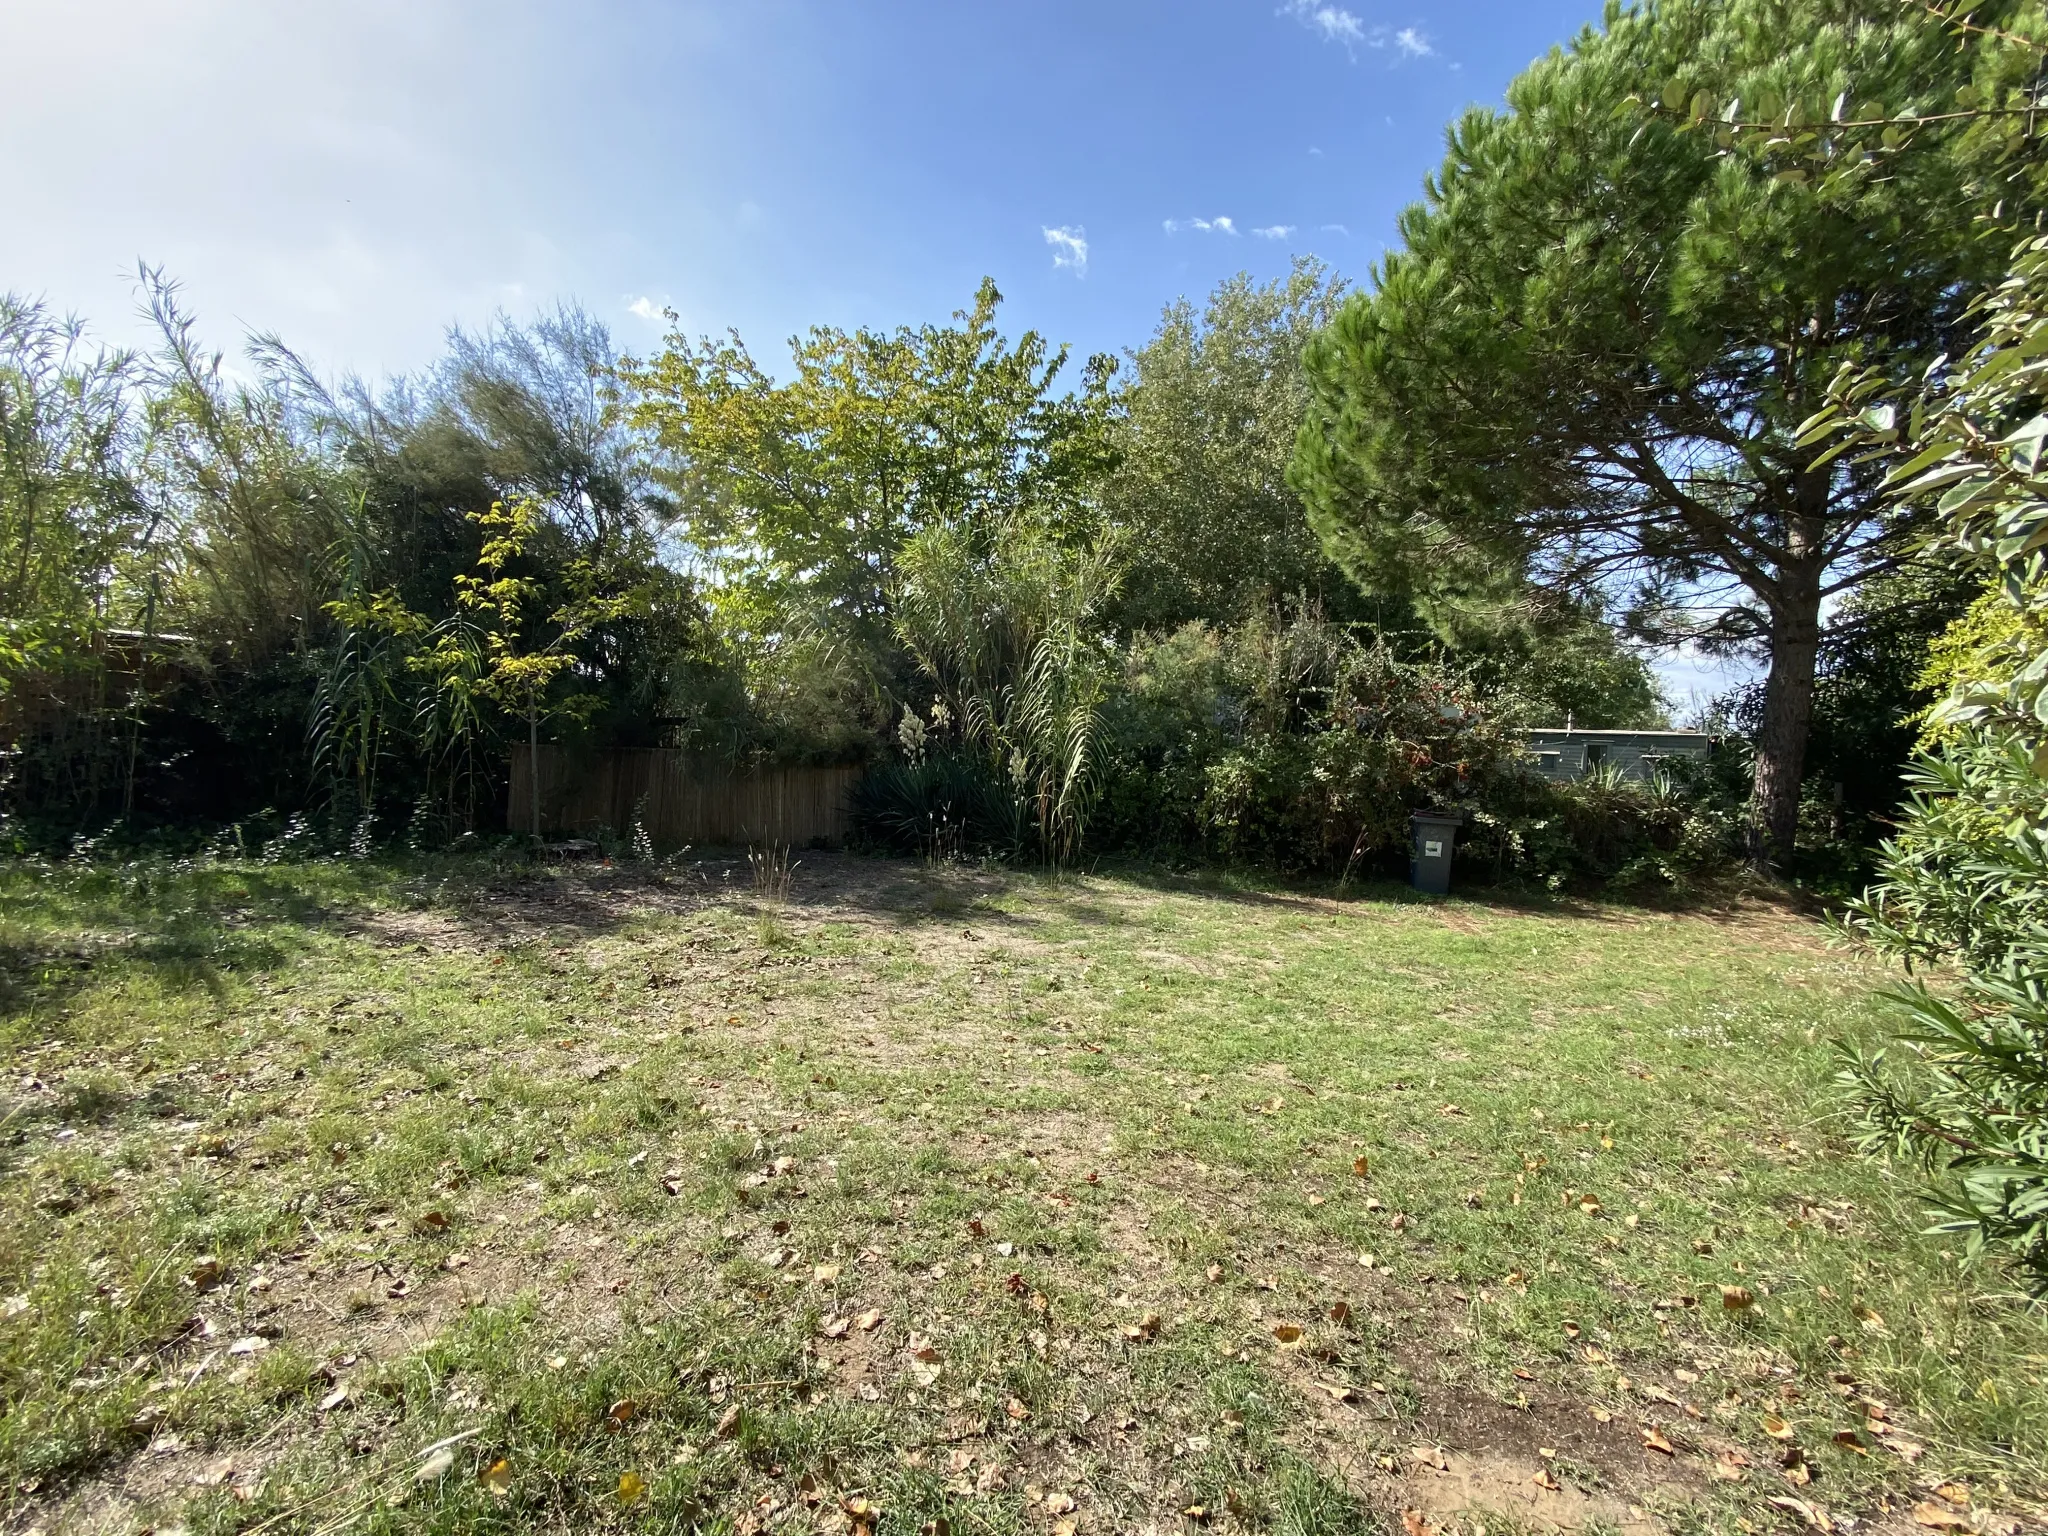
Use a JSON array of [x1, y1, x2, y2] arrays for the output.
[[1748, 589, 1822, 870]]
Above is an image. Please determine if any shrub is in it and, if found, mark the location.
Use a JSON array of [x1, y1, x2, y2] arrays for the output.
[[1093, 612, 1522, 872], [1467, 760, 1742, 891], [847, 757, 1030, 861], [1807, 230, 2048, 1290]]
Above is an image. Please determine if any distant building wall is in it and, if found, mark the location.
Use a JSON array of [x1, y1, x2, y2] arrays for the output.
[[1522, 729, 1716, 783]]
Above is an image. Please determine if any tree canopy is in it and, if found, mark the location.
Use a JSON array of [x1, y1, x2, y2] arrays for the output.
[[1292, 0, 2030, 860], [621, 281, 1120, 653]]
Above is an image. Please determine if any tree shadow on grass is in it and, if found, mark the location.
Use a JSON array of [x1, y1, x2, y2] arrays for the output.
[[0, 864, 363, 1021], [1085, 852, 1825, 930]]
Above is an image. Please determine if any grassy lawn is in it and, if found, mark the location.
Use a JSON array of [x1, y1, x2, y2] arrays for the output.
[[0, 851, 2040, 1536]]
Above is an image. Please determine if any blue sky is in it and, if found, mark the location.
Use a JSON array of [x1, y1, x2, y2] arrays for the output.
[[2, 0, 1752, 710]]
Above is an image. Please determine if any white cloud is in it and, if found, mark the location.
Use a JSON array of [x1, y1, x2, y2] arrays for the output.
[[1280, 0, 1366, 46], [625, 295, 668, 324], [1253, 225, 1295, 240], [1320, 223, 1351, 236], [1165, 216, 1244, 237], [1283, 5, 1437, 64], [1043, 224, 1088, 275]]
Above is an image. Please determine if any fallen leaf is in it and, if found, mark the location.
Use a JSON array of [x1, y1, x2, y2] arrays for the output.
[[1353, 1156, 1371, 1177], [0, 1295, 30, 1320], [618, 1470, 648, 1506], [1053, 1522, 1077, 1536], [1532, 1468, 1562, 1491], [1590, 1407, 1612, 1424], [415, 1448, 455, 1484], [186, 1257, 227, 1292], [1044, 1492, 1076, 1515], [1272, 1324, 1304, 1346], [1714, 1450, 1749, 1481], [417, 1211, 449, 1233], [1006, 1398, 1030, 1421], [1320, 1382, 1358, 1403], [1579, 1193, 1603, 1215], [714, 1405, 741, 1439], [1205, 1263, 1223, 1283], [815, 1264, 842, 1284], [318, 1385, 349, 1412], [1402, 1511, 1434, 1536], [1562, 1320, 1583, 1340], [1912, 1504, 1972, 1530], [1409, 1445, 1450, 1472], [1721, 1285, 1756, 1312], [1642, 1427, 1675, 1456], [387, 1278, 412, 1300], [1831, 1429, 1867, 1455], [856, 1308, 885, 1331], [1767, 1495, 1833, 1532], [821, 1314, 851, 1339], [481, 1458, 512, 1496], [1761, 1414, 1795, 1440], [1933, 1484, 1970, 1508], [227, 1335, 269, 1357], [1329, 1300, 1352, 1324], [608, 1399, 638, 1426], [1513, 1367, 1534, 1381], [1121, 1310, 1162, 1342]]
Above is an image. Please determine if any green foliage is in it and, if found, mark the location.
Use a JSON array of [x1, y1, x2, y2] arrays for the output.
[[0, 296, 151, 690], [1291, 0, 2027, 860], [1107, 260, 1358, 632], [623, 280, 1119, 644], [1468, 758, 1743, 891], [891, 518, 1124, 863], [1093, 611, 1523, 872], [1808, 226, 2048, 1288], [846, 755, 1030, 860]]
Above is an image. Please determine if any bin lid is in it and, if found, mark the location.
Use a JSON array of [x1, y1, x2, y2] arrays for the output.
[[1410, 810, 1464, 827]]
